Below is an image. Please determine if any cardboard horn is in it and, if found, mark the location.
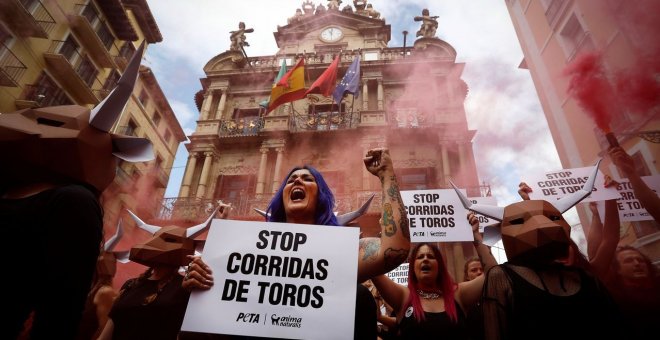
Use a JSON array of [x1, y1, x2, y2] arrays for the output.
[[186, 206, 220, 239], [254, 208, 269, 219], [449, 180, 505, 222], [104, 219, 124, 252], [336, 194, 375, 226], [552, 159, 601, 213], [89, 41, 146, 132], [126, 209, 161, 235]]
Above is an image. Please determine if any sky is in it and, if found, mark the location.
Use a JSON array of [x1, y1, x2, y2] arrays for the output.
[[145, 0, 573, 229]]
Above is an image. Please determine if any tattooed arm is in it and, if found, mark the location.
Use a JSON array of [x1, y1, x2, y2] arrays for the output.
[[357, 148, 410, 283]]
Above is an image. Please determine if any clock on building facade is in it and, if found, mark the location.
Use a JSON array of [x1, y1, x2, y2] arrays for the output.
[[320, 26, 343, 43]]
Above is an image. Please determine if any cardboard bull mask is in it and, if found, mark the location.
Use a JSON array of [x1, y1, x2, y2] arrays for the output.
[[451, 160, 601, 264], [127, 206, 222, 267], [0, 41, 153, 192], [97, 219, 130, 277]]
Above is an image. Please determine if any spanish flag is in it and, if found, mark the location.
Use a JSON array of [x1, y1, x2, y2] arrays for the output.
[[267, 58, 306, 113]]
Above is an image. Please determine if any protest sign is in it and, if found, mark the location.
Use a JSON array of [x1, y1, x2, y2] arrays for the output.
[[181, 219, 359, 339], [386, 263, 409, 286], [596, 175, 660, 222], [526, 166, 619, 203], [401, 189, 471, 242]]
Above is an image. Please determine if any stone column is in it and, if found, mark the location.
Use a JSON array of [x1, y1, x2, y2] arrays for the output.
[[362, 80, 369, 111], [377, 79, 383, 110], [271, 147, 284, 193], [441, 144, 451, 186], [215, 89, 228, 120], [256, 147, 269, 194], [200, 91, 214, 120], [196, 152, 214, 199], [179, 152, 198, 198], [457, 142, 467, 183]]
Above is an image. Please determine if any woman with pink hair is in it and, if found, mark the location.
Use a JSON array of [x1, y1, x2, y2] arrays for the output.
[[371, 214, 493, 339]]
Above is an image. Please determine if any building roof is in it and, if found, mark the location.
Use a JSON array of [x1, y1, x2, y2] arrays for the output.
[[122, 0, 163, 43]]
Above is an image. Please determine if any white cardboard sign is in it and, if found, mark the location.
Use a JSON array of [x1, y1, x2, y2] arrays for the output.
[[597, 175, 660, 222], [386, 263, 409, 286], [526, 166, 620, 203], [181, 219, 359, 339], [401, 189, 472, 242]]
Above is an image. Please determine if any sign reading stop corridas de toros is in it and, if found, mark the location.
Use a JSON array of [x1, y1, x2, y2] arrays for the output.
[[401, 189, 472, 242], [386, 263, 409, 286], [181, 219, 359, 340]]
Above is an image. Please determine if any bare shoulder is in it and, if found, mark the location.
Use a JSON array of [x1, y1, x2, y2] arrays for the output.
[[94, 285, 117, 303]]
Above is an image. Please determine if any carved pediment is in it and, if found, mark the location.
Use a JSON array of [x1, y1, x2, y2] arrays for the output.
[[203, 50, 246, 73], [275, 10, 390, 47]]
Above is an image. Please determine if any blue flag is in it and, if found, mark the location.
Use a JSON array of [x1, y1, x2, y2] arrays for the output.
[[332, 56, 361, 104]]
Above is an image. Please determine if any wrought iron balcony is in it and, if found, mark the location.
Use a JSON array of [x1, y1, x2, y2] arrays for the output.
[[290, 111, 359, 132], [0, 0, 55, 38], [68, 3, 119, 67], [218, 116, 264, 137], [0, 43, 26, 87], [43, 40, 104, 104]]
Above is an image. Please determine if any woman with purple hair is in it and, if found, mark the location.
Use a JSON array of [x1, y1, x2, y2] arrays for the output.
[[370, 214, 494, 339], [183, 148, 411, 338]]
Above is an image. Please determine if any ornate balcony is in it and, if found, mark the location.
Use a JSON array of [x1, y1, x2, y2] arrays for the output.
[[218, 116, 263, 137], [290, 111, 359, 132]]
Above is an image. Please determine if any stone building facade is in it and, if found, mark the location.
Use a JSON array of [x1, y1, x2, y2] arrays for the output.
[[173, 1, 489, 277]]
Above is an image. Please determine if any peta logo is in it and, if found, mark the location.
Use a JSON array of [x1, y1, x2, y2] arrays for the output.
[[236, 312, 261, 323], [270, 314, 302, 328]]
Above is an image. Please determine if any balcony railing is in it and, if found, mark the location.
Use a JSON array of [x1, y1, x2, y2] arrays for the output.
[[219, 116, 264, 137], [244, 47, 421, 71], [290, 111, 359, 132], [0, 43, 27, 86]]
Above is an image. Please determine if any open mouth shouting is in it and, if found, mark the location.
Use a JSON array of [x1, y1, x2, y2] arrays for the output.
[[283, 169, 319, 222], [291, 188, 306, 202]]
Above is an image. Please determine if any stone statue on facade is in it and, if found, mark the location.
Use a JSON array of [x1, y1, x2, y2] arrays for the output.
[[342, 4, 353, 13], [315, 3, 327, 14], [229, 22, 254, 51], [327, 0, 342, 11], [302, 0, 315, 15], [365, 4, 380, 19], [353, 0, 367, 11], [414, 8, 439, 38], [288, 8, 304, 24]]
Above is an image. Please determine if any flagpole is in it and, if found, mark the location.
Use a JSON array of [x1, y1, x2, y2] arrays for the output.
[[349, 94, 355, 128]]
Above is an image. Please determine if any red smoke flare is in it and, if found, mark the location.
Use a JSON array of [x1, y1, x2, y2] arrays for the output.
[[563, 52, 617, 133]]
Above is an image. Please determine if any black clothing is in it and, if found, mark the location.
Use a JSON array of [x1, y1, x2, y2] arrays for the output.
[[398, 302, 469, 340], [485, 263, 624, 340], [354, 284, 377, 339], [1, 185, 102, 339], [607, 277, 660, 339], [109, 274, 190, 340]]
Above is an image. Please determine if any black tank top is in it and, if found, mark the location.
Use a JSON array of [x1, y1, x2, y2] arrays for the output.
[[398, 302, 469, 340], [498, 264, 622, 339]]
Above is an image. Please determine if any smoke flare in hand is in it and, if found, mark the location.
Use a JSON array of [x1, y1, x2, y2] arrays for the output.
[[563, 52, 617, 134]]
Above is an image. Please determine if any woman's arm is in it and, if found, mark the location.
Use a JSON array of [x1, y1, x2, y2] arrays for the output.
[[589, 176, 621, 279], [457, 213, 496, 310], [96, 319, 114, 340], [94, 286, 117, 336], [610, 147, 660, 222], [372, 274, 408, 316], [357, 148, 411, 283]]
